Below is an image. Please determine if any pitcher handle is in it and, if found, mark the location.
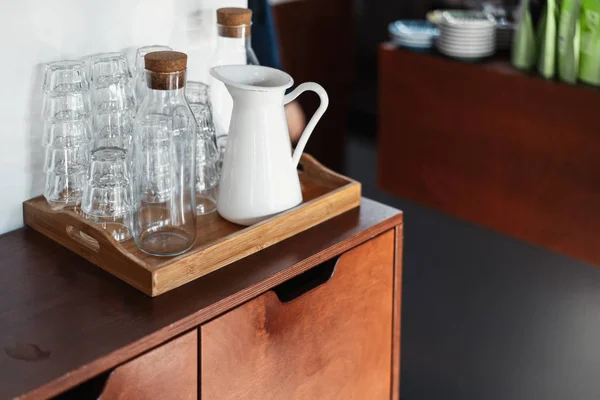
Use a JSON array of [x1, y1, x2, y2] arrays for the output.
[[284, 82, 329, 168]]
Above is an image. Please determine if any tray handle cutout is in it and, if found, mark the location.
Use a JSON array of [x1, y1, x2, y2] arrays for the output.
[[273, 255, 339, 303], [66, 225, 100, 253]]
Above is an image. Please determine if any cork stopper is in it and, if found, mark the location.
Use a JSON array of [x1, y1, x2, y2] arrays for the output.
[[217, 8, 252, 38], [144, 51, 188, 90], [217, 8, 252, 26], [145, 51, 187, 73]]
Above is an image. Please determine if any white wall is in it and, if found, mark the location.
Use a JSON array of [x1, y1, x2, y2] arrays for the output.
[[0, 0, 246, 234]]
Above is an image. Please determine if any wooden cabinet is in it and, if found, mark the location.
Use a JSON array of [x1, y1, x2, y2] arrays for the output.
[[0, 199, 402, 400], [200, 231, 395, 399], [378, 44, 600, 265]]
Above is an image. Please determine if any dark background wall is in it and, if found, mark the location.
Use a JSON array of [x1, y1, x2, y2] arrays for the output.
[[273, 0, 519, 165]]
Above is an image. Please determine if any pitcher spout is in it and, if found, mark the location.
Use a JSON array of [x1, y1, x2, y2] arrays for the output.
[[210, 65, 294, 92]]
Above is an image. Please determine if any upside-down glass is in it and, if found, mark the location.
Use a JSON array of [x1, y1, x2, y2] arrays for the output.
[[41, 60, 92, 210], [44, 169, 87, 210], [89, 52, 135, 113], [134, 45, 172, 106], [186, 81, 211, 108], [82, 147, 133, 242], [43, 142, 90, 173], [89, 52, 133, 84], [43, 142, 90, 209], [190, 103, 219, 214], [132, 51, 197, 256], [42, 61, 91, 121], [43, 60, 90, 94], [92, 79, 136, 113], [89, 53, 136, 153], [93, 109, 134, 150], [42, 90, 92, 121], [42, 119, 92, 148]]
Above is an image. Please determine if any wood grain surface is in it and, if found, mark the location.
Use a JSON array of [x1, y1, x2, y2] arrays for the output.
[[378, 45, 600, 265], [0, 198, 402, 400], [23, 154, 361, 296], [201, 230, 395, 400], [98, 330, 197, 400], [391, 225, 403, 400]]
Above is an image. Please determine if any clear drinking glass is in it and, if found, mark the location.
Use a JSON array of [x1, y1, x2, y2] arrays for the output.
[[41, 60, 93, 210], [93, 109, 134, 150], [190, 103, 219, 215], [134, 45, 172, 106], [44, 169, 87, 210], [43, 143, 90, 173], [186, 81, 211, 107], [89, 52, 135, 155], [132, 51, 197, 256], [82, 147, 133, 242], [42, 60, 93, 123], [42, 119, 92, 148], [89, 52, 133, 84], [42, 90, 92, 121], [43, 60, 90, 94], [92, 79, 136, 113], [89, 53, 135, 112]]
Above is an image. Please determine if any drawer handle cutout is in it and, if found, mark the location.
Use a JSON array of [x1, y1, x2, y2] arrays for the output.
[[273, 255, 339, 302], [52, 370, 111, 399]]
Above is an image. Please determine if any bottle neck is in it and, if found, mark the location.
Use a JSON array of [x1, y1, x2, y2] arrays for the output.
[[215, 24, 257, 67], [217, 23, 251, 39], [145, 86, 186, 103], [216, 35, 251, 52], [144, 70, 187, 93]]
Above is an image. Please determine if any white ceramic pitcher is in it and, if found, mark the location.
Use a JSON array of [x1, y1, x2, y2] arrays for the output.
[[210, 65, 329, 226]]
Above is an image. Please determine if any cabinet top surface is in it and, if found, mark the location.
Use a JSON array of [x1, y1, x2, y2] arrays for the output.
[[0, 198, 401, 399], [379, 44, 600, 98]]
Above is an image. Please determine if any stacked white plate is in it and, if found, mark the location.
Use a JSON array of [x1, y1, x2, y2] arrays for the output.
[[388, 20, 439, 51], [436, 11, 497, 60]]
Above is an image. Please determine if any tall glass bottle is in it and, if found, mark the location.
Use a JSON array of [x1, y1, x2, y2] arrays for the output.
[[209, 7, 259, 160], [132, 51, 197, 256]]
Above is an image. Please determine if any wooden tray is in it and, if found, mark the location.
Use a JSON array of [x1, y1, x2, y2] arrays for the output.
[[23, 154, 361, 296]]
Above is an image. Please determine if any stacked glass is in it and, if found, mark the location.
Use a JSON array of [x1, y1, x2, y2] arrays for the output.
[[42, 61, 93, 210], [81, 53, 136, 242], [186, 81, 219, 215], [81, 146, 133, 242], [89, 53, 136, 151]]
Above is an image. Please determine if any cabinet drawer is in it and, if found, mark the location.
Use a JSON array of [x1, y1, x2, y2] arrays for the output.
[[57, 330, 198, 399], [201, 230, 395, 399], [99, 330, 197, 399]]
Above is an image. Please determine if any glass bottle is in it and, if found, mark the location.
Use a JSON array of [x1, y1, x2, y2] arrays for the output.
[[209, 7, 259, 161], [132, 51, 197, 256]]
